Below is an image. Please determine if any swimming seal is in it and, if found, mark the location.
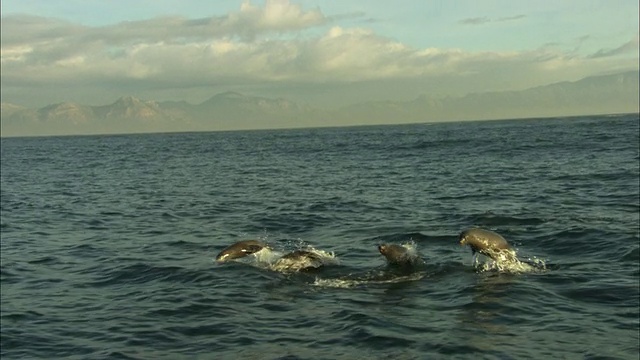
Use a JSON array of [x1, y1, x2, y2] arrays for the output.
[[378, 244, 421, 266], [216, 240, 268, 262], [280, 250, 323, 262], [459, 228, 512, 261], [273, 250, 325, 271]]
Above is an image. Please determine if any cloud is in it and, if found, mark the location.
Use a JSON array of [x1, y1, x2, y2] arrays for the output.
[[1, 1, 637, 108], [0, 0, 331, 84], [496, 14, 526, 22], [1, 20, 567, 87], [459, 14, 525, 25], [227, 0, 327, 37], [0, 0, 327, 47], [459, 17, 490, 25], [588, 36, 640, 58]]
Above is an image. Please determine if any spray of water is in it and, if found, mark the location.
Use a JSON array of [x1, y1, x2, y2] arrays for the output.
[[312, 272, 426, 288], [475, 248, 547, 274], [217, 245, 340, 273]]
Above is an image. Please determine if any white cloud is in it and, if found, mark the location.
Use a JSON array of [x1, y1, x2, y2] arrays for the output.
[[0, 45, 33, 64], [588, 36, 640, 58], [236, 0, 325, 32], [0, 0, 327, 48], [1, 0, 637, 107], [459, 14, 525, 25]]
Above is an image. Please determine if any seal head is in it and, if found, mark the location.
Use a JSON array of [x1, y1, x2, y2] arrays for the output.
[[216, 240, 268, 262], [459, 228, 511, 261]]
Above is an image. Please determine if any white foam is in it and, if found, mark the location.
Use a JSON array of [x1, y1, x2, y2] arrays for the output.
[[403, 242, 426, 266], [312, 272, 426, 288], [217, 245, 341, 273], [301, 247, 341, 265], [252, 247, 283, 265], [475, 249, 547, 274]]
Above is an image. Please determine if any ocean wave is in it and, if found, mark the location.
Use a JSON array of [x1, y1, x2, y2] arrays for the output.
[[86, 263, 211, 287], [2, 115, 638, 359], [468, 212, 547, 226]]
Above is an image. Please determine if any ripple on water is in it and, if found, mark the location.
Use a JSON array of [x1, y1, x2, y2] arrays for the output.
[[1, 115, 639, 359]]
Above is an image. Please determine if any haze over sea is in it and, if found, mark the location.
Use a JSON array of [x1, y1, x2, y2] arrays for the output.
[[1, 114, 639, 359]]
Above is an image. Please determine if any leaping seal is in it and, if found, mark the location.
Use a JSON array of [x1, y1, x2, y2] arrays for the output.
[[459, 228, 512, 262], [378, 244, 422, 266], [216, 240, 268, 262]]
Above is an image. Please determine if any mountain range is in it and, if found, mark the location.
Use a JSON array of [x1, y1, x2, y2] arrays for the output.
[[1, 70, 638, 137]]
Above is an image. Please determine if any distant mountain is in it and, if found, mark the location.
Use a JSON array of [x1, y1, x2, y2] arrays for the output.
[[0, 92, 321, 136], [1, 71, 638, 137], [192, 91, 317, 130], [94, 96, 162, 119], [337, 70, 639, 123], [1, 97, 180, 136], [449, 70, 639, 120], [1, 102, 28, 118], [38, 102, 94, 124]]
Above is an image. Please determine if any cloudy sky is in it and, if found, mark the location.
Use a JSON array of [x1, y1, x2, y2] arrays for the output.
[[1, 0, 638, 108]]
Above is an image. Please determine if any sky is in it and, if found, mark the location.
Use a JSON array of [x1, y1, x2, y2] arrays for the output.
[[1, 0, 638, 108]]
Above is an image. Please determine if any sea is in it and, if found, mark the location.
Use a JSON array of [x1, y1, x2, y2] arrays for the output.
[[1, 114, 639, 359]]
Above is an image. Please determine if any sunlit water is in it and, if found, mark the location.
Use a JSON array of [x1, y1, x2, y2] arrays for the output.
[[1, 114, 639, 359]]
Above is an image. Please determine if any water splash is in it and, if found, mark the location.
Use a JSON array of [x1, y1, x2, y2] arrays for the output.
[[312, 272, 426, 288], [399, 241, 423, 260], [216, 246, 340, 273], [474, 249, 547, 274], [381, 241, 425, 266], [252, 247, 284, 266]]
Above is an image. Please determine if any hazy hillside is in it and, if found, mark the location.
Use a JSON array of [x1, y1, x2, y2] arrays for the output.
[[337, 70, 639, 124], [191, 91, 319, 130], [1, 71, 638, 137]]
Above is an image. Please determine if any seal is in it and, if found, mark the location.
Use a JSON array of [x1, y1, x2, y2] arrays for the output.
[[273, 250, 325, 272], [280, 250, 323, 262], [378, 243, 421, 266], [216, 240, 268, 262], [459, 228, 512, 261]]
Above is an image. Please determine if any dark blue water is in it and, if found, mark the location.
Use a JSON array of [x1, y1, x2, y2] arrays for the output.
[[1, 114, 639, 359]]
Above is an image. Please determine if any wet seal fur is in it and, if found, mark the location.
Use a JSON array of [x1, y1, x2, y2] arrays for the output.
[[280, 250, 323, 262], [378, 244, 422, 267], [273, 250, 325, 272], [216, 240, 268, 262], [459, 228, 513, 262]]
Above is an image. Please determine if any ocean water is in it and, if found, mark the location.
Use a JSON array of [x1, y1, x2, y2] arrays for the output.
[[1, 114, 639, 359]]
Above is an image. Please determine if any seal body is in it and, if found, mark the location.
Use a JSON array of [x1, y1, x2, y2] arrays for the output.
[[459, 228, 511, 261], [274, 250, 325, 271], [216, 240, 268, 262], [280, 250, 323, 262], [378, 244, 420, 266]]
